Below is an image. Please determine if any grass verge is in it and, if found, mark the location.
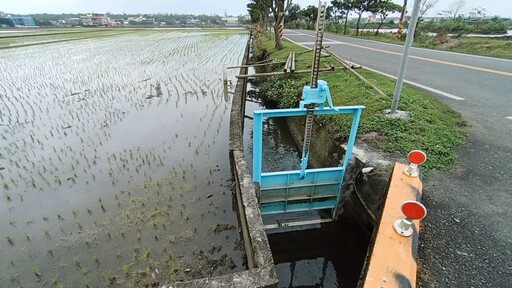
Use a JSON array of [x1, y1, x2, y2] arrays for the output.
[[255, 34, 468, 176], [353, 32, 512, 59]]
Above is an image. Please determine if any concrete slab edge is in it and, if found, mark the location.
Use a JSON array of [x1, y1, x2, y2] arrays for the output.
[[361, 163, 423, 288], [165, 266, 277, 288]]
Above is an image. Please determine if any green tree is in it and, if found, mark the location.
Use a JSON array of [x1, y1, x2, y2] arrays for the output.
[[373, 0, 402, 35], [285, 3, 302, 24], [440, 0, 467, 20], [247, 0, 271, 27], [301, 5, 318, 26], [414, 0, 439, 37], [0, 18, 10, 26], [353, 0, 378, 36], [331, 0, 356, 34], [330, 0, 347, 33]]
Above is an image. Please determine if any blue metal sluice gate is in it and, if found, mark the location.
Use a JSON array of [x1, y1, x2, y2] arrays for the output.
[[252, 1, 364, 219], [252, 82, 365, 217]]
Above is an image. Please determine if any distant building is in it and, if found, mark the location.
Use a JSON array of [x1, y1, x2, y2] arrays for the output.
[[221, 17, 239, 26], [67, 18, 81, 26], [7, 16, 36, 27], [81, 13, 110, 26], [91, 13, 110, 26], [187, 18, 200, 25], [127, 15, 155, 26]]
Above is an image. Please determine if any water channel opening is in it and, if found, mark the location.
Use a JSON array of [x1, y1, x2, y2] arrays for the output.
[[244, 81, 372, 288]]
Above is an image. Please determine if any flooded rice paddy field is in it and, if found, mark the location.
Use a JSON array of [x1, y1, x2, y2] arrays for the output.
[[0, 30, 248, 287]]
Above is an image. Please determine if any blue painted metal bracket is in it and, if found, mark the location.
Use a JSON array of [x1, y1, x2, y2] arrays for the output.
[[298, 80, 337, 178], [252, 105, 365, 216], [299, 80, 337, 110]]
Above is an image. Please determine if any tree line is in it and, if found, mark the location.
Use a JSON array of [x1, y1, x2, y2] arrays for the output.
[[247, 0, 404, 49], [247, 0, 510, 50], [2, 13, 226, 27]]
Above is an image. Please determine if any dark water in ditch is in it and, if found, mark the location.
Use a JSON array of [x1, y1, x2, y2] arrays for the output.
[[0, 30, 247, 287], [243, 79, 370, 287]]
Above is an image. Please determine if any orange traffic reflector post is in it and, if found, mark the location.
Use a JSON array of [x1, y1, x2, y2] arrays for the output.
[[404, 150, 426, 177], [393, 200, 427, 237]]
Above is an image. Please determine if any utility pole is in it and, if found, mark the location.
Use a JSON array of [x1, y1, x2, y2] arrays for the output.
[[389, 0, 422, 115]]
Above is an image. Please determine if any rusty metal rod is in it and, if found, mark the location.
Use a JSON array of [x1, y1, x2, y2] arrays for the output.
[[235, 66, 342, 78], [226, 61, 286, 69], [284, 52, 293, 73], [290, 51, 296, 73], [323, 48, 386, 97]]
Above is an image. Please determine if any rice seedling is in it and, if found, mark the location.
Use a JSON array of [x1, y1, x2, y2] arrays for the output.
[[6, 236, 14, 246], [52, 275, 60, 285], [44, 229, 51, 240], [115, 250, 122, 259], [33, 266, 42, 280], [73, 256, 82, 270], [10, 274, 20, 284], [81, 268, 90, 276]]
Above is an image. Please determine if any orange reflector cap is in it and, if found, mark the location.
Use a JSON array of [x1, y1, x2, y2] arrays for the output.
[[407, 150, 426, 165], [402, 201, 427, 220]]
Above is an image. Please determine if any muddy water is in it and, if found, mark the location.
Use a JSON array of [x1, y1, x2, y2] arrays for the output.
[[244, 81, 369, 287], [0, 30, 248, 287]]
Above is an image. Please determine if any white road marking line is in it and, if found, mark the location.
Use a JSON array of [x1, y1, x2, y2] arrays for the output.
[[286, 30, 512, 63], [322, 38, 512, 77], [284, 36, 465, 101], [295, 41, 340, 45], [287, 31, 512, 76], [362, 66, 465, 100]]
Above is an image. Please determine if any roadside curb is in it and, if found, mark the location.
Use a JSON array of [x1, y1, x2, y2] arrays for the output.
[[361, 163, 423, 287]]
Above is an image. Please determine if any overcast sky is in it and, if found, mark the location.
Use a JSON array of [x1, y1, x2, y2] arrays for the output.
[[2, 0, 510, 18]]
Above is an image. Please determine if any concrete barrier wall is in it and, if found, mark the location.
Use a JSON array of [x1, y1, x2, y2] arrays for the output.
[[359, 163, 423, 288]]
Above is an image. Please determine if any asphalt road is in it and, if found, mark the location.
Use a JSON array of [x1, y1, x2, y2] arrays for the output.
[[285, 29, 512, 287]]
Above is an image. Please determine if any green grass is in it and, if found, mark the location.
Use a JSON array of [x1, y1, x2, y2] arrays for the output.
[[256, 34, 468, 176], [354, 32, 512, 59]]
